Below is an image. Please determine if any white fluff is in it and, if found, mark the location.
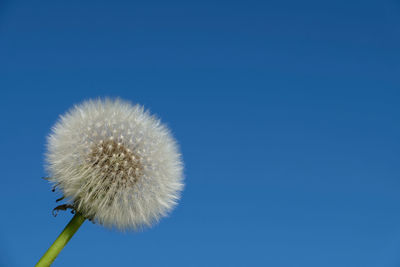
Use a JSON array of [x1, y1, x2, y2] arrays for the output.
[[46, 98, 184, 230]]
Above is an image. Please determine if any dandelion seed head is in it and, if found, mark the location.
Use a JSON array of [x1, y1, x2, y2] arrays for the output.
[[46, 98, 184, 230]]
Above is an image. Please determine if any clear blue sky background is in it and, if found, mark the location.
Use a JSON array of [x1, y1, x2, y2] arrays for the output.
[[0, 0, 399, 266]]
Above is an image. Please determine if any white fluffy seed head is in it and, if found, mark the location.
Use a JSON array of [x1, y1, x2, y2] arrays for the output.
[[45, 98, 184, 230]]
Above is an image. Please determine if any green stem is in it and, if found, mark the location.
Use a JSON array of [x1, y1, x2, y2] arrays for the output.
[[36, 213, 85, 267]]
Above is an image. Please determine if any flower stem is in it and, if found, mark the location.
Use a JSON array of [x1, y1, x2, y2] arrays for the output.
[[36, 213, 85, 267]]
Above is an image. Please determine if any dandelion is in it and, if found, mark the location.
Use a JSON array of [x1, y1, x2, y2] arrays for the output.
[[36, 98, 184, 266]]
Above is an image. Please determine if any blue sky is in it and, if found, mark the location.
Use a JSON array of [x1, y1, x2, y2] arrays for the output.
[[0, 0, 400, 266]]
